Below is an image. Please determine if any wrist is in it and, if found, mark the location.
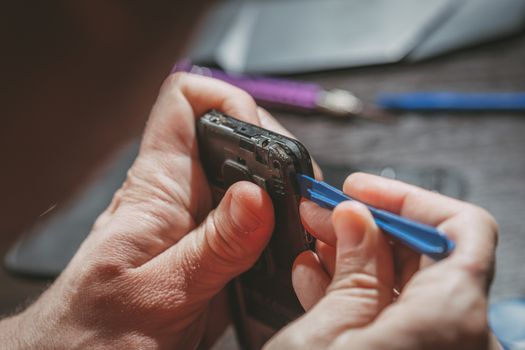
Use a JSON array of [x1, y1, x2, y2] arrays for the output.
[[0, 283, 80, 350]]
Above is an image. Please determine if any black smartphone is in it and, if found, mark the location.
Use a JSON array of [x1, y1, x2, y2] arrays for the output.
[[197, 110, 315, 349]]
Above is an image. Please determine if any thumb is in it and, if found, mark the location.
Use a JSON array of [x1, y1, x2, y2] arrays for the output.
[[146, 181, 274, 302], [266, 202, 395, 349], [267, 201, 394, 349], [197, 180, 275, 280], [323, 201, 394, 327]]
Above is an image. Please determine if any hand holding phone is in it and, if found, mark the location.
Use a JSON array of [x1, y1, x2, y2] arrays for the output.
[[197, 110, 315, 349]]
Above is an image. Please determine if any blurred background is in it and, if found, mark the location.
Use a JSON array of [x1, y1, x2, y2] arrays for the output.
[[1, 0, 524, 347]]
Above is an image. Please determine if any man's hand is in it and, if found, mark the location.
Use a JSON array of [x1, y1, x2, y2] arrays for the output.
[[266, 173, 498, 350], [0, 73, 315, 349]]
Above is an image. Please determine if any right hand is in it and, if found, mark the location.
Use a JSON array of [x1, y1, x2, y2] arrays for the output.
[[266, 173, 498, 350]]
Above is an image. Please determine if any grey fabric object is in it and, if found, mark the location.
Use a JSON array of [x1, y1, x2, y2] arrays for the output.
[[187, 0, 525, 74], [409, 0, 525, 61], [188, 0, 456, 73]]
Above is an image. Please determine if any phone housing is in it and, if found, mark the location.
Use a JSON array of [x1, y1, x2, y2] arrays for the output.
[[197, 110, 315, 349]]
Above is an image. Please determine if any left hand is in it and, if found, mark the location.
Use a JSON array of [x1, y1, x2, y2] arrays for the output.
[[0, 73, 319, 349]]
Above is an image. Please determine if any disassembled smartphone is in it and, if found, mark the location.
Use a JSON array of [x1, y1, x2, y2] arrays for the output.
[[197, 110, 315, 349]]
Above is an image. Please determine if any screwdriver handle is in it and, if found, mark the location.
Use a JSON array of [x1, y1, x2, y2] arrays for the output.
[[172, 59, 321, 110], [377, 92, 525, 111]]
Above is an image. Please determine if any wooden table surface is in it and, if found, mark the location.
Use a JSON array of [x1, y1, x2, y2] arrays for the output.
[[1, 6, 524, 345]]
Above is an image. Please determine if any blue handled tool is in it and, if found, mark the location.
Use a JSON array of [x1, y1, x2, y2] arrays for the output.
[[297, 174, 455, 260], [377, 92, 525, 111]]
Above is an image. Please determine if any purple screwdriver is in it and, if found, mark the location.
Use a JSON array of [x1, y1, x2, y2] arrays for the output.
[[172, 59, 380, 119]]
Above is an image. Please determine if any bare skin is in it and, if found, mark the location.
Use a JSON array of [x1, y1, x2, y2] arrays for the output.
[[0, 73, 499, 349], [0, 73, 319, 350], [267, 173, 499, 350]]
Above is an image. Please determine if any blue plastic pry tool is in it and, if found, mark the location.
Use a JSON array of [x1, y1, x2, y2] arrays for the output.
[[297, 174, 455, 260], [376, 92, 525, 111]]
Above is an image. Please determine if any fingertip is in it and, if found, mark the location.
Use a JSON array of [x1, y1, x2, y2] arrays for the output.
[[332, 200, 370, 228], [180, 73, 259, 124], [342, 172, 384, 197], [300, 200, 336, 245], [292, 250, 330, 311], [229, 181, 272, 209], [312, 160, 324, 181], [292, 250, 317, 272], [227, 181, 274, 235], [222, 89, 259, 125], [343, 173, 416, 215], [159, 71, 187, 95], [332, 201, 374, 248], [342, 172, 369, 189]]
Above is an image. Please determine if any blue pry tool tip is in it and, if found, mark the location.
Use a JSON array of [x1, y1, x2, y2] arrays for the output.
[[297, 174, 455, 260]]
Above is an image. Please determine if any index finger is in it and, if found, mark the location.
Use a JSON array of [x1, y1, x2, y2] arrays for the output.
[[142, 72, 261, 155]]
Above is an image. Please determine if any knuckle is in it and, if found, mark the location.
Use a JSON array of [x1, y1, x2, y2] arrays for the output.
[[235, 88, 254, 103], [481, 210, 499, 240], [335, 248, 370, 270], [68, 260, 128, 311], [327, 272, 388, 310], [458, 255, 492, 279], [327, 274, 382, 327], [92, 211, 111, 231], [160, 71, 187, 95], [470, 205, 499, 234], [465, 205, 499, 252], [87, 259, 127, 282], [107, 187, 126, 214], [465, 263, 495, 294], [329, 272, 378, 291]]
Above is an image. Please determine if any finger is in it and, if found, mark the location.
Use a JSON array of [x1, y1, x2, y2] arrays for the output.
[[316, 240, 336, 277], [257, 107, 323, 180], [439, 208, 498, 289], [257, 107, 294, 138], [141, 181, 274, 301], [326, 201, 395, 327], [142, 73, 261, 155], [392, 243, 420, 291], [344, 172, 498, 288], [300, 199, 336, 245], [276, 201, 396, 345], [343, 172, 464, 226], [292, 251, 331, 311]]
